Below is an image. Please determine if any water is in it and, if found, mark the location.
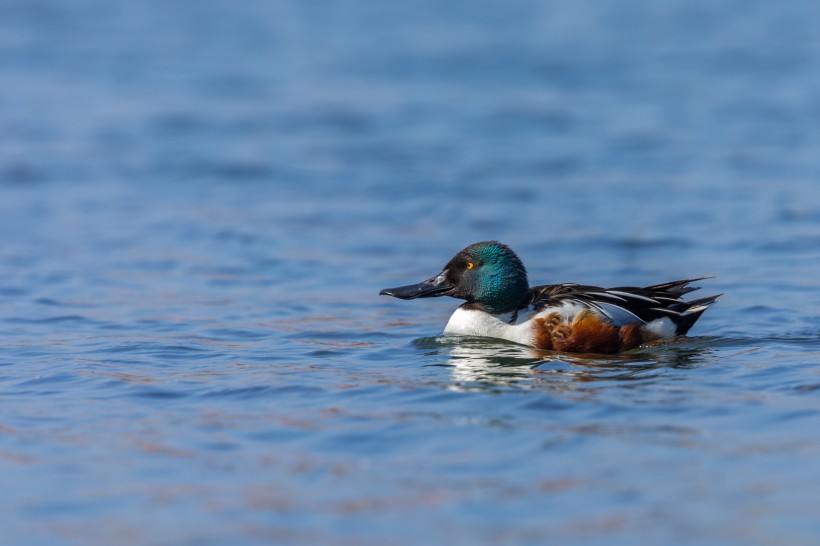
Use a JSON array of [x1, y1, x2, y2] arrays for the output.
[[3, 0, 820, 544]]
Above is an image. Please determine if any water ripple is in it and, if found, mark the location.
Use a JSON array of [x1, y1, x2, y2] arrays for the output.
[[3, 0, 820, 544]]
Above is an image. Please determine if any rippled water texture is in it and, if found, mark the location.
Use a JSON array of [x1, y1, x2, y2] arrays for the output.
[[4, 0, 820, 544]]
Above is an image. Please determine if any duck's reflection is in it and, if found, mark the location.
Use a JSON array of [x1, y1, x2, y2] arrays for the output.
[[413, 336, 714, 392]]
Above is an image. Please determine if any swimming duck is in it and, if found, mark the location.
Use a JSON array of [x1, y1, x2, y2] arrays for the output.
[[380, 241, 719, 354]]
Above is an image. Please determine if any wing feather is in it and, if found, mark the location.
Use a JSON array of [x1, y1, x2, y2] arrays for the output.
[[525, 278, 719, 335]]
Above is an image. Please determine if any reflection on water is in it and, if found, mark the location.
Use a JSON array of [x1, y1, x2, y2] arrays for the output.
[[417, 336, 714, 392], [416, 336, 545, 389]]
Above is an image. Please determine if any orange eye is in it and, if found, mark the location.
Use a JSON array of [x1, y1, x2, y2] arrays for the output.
[[466, 262, 474, 270]]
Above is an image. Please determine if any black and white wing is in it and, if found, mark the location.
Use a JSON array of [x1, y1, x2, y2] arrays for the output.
[[525, 276, 720, 335]]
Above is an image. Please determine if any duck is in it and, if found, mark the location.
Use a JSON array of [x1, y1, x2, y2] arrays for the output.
[[379, 241, 719, 354]]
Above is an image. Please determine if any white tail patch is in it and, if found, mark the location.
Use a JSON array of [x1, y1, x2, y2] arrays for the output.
[[640, 317, 677, 340]]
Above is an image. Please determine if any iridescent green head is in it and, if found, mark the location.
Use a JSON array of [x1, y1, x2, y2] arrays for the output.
[[379, 241, 530, 314]]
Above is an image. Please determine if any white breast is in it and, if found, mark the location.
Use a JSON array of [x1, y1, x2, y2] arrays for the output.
[[443, 307, 535, 346]]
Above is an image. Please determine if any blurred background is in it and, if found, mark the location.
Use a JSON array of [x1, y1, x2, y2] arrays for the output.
[[3, 0, 820, 544]]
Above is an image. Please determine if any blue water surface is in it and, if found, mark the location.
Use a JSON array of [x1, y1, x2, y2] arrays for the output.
[[3, 0, 820, 544]]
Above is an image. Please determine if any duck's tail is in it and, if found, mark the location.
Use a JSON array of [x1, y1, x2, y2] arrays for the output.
[[643, 277, 721, 335]]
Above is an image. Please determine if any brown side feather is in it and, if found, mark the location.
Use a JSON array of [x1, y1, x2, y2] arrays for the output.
[[618, 323, 642, 352], [563, 309, 621, 353], [532, 312, 558, 350], [533, 309, 645, 354]]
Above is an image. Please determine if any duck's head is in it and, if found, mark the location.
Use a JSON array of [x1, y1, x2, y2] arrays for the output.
[[379, 241, 529, 314]]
